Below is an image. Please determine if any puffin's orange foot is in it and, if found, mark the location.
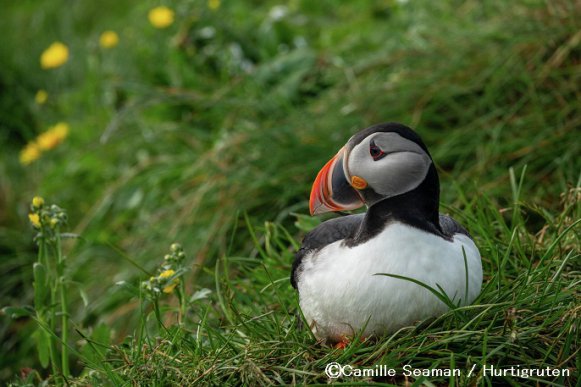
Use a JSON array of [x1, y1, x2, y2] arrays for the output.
[[333, 335, 367, 349], [334, 336, 350, 349]]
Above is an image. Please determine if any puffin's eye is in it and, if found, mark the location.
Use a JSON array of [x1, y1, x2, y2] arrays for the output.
[[369, 140, 386, 161]]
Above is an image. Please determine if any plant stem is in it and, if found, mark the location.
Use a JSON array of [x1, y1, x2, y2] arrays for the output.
[[178, 281, 186, 326], [39, 240, 60, 378], [153, 299, 164, 332], [55, 231, 70, 377]]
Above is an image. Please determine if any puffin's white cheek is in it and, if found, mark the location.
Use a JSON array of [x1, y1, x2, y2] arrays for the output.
[[368, 152, 432, 197]]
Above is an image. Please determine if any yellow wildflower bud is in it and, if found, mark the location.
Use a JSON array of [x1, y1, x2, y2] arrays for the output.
[[40, 42, 69, 69], [29, 213, 41, 229], [99, 30, 119, 48], [35, 90, 48, 105], [163, 280, 179, 294], [158, 269, 176, 279], [19, 142, 41, 165], [148, 6, 175, 29], [32, 196, 44, 209], [37, 122, 69, 151], [208, 0, 221, 10], [49, 218, 59, 229]]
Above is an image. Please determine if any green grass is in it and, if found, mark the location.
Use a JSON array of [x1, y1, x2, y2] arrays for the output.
[[65, 186, 579, 386], [0, 0, 580, 385]]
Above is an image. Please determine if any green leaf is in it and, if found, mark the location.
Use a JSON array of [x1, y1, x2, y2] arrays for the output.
[[189, 288, 212, 303], [79, 288, 89, 307], [1, 305, 34, 319], [33, 262, 48, 310], [80, 323, 111, 364], [60, 232, 82, 240], [33, 329, 50, 368], [114, 280, 141, 297], [93, 323, 111, 348]]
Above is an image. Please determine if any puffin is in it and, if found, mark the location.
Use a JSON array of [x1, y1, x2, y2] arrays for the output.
[[291, 122, 482, 346]]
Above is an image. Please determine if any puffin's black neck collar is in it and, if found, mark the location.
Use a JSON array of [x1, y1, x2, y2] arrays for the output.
[[345, 164, 444, 246]]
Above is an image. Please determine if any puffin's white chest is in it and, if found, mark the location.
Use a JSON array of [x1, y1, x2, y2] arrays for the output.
[[297, 222, 482, 341]]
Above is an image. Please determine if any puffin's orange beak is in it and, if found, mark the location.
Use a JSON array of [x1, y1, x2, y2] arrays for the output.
[[309, 147, 364, 215]]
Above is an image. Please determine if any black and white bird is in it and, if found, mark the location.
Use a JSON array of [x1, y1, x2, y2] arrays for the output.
[[291, 122, 482, 346]]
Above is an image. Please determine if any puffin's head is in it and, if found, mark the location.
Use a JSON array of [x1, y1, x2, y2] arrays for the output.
[[309, 122, 435, 215]]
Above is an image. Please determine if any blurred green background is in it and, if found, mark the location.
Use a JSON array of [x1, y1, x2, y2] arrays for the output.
[[1, 0, 579, 382]]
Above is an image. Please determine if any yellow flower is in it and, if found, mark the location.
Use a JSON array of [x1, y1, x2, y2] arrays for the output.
[[163, 280, 179, 294], [35, 90, 48, 105], [19, 142, 41, 165], [158, 269, 178, 294], [37, 122, 69, 151], [29, 213, 41, 228], [99, 30, 119, 48], [208, 0, 221, 10], [51, 122, 69, 139], [32, 196, 45, 208], [40, 42, 69, 69], [158, 269, 176, 279], [148, 6, 175, 28]]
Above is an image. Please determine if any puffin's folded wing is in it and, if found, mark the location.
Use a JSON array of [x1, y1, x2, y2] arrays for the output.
[[291, 214, 364, 289], [439, 214, 472, 239]]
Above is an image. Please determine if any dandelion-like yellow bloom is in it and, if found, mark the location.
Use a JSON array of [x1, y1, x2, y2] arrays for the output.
[[19, 142, 41, 165], [32, 196, 45, 208], [37, 122, 69, 151], [158, 269, 176, 279], [163, 280, 179, 294], [29, 213, 41, 228], [40, 42, 69, 69], [148, 6, 175, 28], [99, 30, 119, 48], [51, 122, 69, 139], [35, 90, 48, 105], [208, 0, 221, 10]]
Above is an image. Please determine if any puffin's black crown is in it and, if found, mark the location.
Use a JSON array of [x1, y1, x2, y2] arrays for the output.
[[348, 122, 432, 157]]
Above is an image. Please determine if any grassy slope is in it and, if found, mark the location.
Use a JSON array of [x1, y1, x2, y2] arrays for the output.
[[0, 0, 579, 385]]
